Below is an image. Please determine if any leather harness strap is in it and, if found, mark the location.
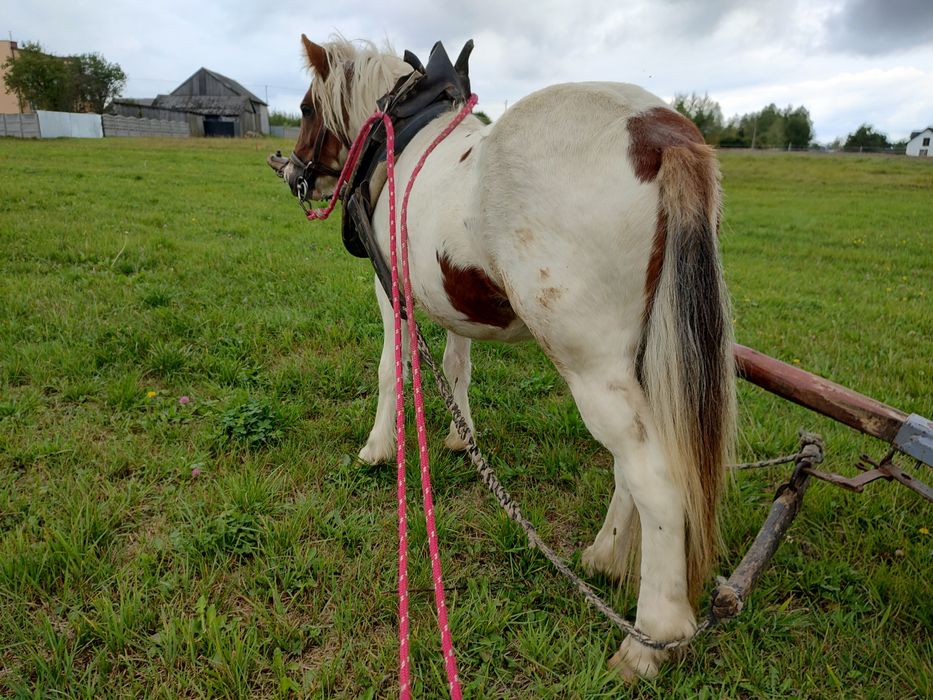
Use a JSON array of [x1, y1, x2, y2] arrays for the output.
[[340, 40, 474, 258]]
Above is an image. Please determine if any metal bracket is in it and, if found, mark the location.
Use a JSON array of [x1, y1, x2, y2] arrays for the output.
[[804, 450, 933, 503], [894, 413, 933, 468]]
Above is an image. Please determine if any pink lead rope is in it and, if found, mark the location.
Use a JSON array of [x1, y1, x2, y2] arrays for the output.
[[308, 94, 479, 699]]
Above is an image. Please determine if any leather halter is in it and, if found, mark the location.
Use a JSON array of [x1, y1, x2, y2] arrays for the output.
[[288, 121, 346, 202]]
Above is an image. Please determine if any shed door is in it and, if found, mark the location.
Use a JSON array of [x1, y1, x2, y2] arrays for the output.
[[204, 119, 235, 137]]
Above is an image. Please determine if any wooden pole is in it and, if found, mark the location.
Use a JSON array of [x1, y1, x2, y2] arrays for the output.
[[710, 433, 823, 622]]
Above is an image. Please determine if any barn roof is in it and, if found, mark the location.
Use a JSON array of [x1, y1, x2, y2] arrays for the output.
[[171, 67, 266, 105], [111, 97, 155, 107], [909, 127, 933, 140], [151, 94, 255, 116]]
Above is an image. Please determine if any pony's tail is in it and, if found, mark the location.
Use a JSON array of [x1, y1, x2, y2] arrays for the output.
[[637, 142, 736, 604]]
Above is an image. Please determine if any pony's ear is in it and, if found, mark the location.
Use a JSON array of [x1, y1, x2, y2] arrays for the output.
[[301, 34, 329, 79]]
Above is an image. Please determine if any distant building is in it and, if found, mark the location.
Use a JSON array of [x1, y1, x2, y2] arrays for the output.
[[109, 67, 269, 136], [0, 40, 32, 114], [108, 97, 192, 126], [158, 68, 268, 136], [906, 128, 933, 157]]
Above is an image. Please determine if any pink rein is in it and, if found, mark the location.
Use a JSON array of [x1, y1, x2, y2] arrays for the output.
[[307, 94, 479, 700]]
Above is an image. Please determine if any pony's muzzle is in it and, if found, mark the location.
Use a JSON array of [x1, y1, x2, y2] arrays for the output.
[[267, 151, 289, 178], [267, 152, 313, 200]]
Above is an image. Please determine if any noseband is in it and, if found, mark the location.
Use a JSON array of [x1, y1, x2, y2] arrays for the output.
[[289, 123, 346, 203]]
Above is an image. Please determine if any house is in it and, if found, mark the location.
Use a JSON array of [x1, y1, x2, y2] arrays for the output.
[[906, 128, 933, 157], [0, 40, 32, 114], [156, 68, 268, 136]]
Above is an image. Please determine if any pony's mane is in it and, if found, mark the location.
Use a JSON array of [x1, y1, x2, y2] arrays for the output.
[[310, 38, 411, 137]]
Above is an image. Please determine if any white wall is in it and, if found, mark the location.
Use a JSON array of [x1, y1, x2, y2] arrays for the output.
[[906, 129, 933, 157], [36, 110, 103, 138]]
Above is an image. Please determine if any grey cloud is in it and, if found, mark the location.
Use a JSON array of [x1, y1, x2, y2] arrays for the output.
[[826, 0, 933, 54]]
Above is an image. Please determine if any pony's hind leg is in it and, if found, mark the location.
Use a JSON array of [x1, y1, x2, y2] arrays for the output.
[[581, 478, 638, 583], [566, 371, 695, 679], [359, 276, 408, 465], [442, 331, 474, 451]]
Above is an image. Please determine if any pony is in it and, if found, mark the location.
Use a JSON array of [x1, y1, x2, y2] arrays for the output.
[[268, 35, 736, 679]]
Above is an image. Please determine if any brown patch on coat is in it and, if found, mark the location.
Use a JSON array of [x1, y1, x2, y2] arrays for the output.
[[437, 252, 516, 328], [538, 267, 550, 280], [626, 107, 705, 184], [459, 147, 472, 162]]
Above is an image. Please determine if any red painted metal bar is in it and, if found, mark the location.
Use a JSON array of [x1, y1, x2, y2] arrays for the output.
[[734, 344, 908, 443]]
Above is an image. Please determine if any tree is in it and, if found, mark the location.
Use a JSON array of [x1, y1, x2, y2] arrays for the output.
[[717, 103, 813, 149], [672, 92, 723, 144], [783, 106, 813, 149], [269, 110, 301, 127], [2, 41, 125, 113], [74, 53, 126, 113], [844, 124, 891, 151], [2, 42, 70, 111]]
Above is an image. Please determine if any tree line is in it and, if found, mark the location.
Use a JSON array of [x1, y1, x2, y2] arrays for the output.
[[2, 42, 126, 114], [671, 92, 905, 152]]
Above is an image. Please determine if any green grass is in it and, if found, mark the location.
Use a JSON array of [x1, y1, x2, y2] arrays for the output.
[[0, 138, 931, 698]]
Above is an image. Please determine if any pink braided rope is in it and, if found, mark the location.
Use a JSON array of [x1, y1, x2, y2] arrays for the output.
[[306, 95, 479, 699], [397, 94, 478, 700], [304, 113, 377, 223]]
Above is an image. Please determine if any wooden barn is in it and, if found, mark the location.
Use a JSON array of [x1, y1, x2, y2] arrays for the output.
[[145, 68, 269, 137]]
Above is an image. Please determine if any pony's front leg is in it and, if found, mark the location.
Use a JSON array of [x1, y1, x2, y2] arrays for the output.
[[442, 331, 474, 451], [359, 276, 408, 465]]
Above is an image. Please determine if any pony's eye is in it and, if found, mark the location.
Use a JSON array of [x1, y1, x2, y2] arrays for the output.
[[301, 104, 315, 118]]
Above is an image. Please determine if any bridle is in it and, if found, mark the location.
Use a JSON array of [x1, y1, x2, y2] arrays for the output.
[[287, 119, 348, 206]]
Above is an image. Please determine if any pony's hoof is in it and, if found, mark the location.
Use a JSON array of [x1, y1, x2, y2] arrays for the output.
[[581, 544, 610, 577], [358, 440, 393, 465], [443, 422, 469, 452], [444, 432, 468, 452], [608, 637, 663, 681]]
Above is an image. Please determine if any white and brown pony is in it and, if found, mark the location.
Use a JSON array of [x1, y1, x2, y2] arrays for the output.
[[270, 35, 736, 679]]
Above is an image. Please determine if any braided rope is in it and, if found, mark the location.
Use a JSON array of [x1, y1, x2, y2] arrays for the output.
[[730, 453, 805, 470]]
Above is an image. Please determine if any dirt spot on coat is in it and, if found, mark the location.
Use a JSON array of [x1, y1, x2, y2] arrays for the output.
[[537, 286, 564, 310], [516, 228, 534, 247]]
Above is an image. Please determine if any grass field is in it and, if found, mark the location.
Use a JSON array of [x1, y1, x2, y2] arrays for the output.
[[0, 136, 931, 698]]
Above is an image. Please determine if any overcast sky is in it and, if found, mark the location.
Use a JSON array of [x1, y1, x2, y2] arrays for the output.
[[6, 0, 932, 142]]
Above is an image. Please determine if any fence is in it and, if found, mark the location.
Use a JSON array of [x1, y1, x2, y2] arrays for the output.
[[102, 114, 189, 138], [270, 125, 300, 140], [36, 110, 104, 138], [1, 111, 193, 138], [0, 113, 40, 138]]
